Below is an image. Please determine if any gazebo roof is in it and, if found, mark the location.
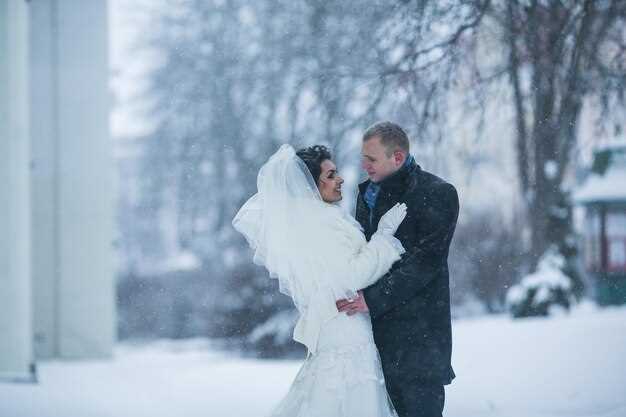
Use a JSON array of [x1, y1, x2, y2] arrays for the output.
[[574, 142, 626, 204]]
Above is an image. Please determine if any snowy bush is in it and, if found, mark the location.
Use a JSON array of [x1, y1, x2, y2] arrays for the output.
[[505, 248, 576, 318]]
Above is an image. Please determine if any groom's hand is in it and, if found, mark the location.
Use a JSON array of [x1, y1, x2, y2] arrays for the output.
[[336, 290, 369, 316]]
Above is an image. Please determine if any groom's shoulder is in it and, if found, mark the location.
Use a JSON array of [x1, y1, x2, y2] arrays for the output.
[[408, 168, 458, 211], [411, 167, 456, 195]]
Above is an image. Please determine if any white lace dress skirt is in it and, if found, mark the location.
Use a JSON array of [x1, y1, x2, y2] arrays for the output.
[[269, 312, 398, 417]]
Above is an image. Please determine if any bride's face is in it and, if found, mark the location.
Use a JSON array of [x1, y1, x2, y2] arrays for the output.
[[318, 159, 344, 203]]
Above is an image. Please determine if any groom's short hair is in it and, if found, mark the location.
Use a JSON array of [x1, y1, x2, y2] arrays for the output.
[[362, 121, 410, 156]]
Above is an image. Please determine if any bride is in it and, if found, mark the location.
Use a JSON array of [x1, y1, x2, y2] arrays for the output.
[[232, 144, 406, 417]]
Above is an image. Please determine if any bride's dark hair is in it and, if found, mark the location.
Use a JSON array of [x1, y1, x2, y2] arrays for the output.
[[295, 145, 332, 182]]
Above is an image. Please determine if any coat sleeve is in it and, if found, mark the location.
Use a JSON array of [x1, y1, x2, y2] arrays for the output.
[[344, 233, 405, 291], [293, 224, 405, 355], [363, 183, 459, 320]]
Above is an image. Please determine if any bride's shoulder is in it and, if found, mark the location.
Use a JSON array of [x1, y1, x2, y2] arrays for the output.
[[337, 209, 364, 234], [293, 199, 364, 242], [326, 205, 366, 246]]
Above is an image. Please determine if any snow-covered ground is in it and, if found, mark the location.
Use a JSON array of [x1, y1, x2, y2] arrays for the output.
[[2, 305, 625, 417]]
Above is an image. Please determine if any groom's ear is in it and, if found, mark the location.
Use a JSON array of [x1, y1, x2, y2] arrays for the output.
[[393, 150, 406, 167]]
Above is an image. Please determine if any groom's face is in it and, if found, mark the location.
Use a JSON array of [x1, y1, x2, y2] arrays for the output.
[[361, 136, 405, 183]]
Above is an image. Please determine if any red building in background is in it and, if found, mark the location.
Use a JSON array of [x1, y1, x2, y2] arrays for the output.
[[575, 142, 626, 305]]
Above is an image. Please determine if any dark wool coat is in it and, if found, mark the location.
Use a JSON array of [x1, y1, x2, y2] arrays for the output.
[[357, 158, 459, 386]]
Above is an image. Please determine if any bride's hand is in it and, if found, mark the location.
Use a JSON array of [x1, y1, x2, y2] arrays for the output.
[[377, 203, 407, 235], [336, 290, 369, 315]]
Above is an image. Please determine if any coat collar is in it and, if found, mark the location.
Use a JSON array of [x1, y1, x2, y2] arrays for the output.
[[358, 155, 420, 196]]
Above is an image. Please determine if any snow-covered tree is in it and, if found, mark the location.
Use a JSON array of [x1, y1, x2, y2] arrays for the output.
[[506, 247, 575, 318]]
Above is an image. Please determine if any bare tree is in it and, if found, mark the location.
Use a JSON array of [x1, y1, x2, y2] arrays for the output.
[[118, 0, 626, 347], [381, 0, 626, 295]]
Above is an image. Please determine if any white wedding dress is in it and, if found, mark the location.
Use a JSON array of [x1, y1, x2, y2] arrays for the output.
[[233, 145, 404, 417]]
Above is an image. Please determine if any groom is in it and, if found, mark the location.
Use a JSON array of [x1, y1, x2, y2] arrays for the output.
[[336, 121, 459, 417]]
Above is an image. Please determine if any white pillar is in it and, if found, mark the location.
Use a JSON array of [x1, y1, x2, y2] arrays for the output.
[[30, 0, 115, 359], [0, 0, 34, 380]]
